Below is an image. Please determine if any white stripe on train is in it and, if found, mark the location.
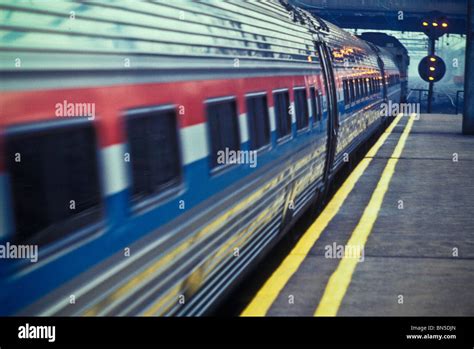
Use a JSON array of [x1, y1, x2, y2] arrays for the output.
[[239, 113, 249, 143], [180, 124, 209, 165], [100, 144, 129, 196], [269, 107, 276, 132]]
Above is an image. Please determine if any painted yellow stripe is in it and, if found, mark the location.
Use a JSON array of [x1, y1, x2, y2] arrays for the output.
[[241, 114, 404, 316], [314, 114, 415, 316]]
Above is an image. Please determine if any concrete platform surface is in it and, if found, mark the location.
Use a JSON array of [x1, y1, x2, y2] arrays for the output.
[[241, 114, 474, 316]]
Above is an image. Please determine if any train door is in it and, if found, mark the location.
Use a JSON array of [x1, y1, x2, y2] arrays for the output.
[[316, 40, 339, 184]]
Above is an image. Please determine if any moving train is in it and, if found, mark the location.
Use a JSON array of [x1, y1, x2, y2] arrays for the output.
[[0, 0, 407, 316]]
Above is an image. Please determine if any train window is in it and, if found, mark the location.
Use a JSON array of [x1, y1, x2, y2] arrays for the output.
[[246, 93, 270, 151], [359, 79, 364, 99], [126, 106, 182, 202], [316, 92, 323, 121], [6, 119, 103, 246], [273, 90, 292, 140], [294, 88, 309, 130], [342, 81, 349, 106], [206, 97, 241, 169], [349, 80, 355, 103], [356, 79, 360, 101], [342, 81, 346, 105], [310, 87, 317, 120], [310, 87, 322, 122]]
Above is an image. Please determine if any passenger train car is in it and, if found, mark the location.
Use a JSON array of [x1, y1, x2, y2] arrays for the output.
[[0, 0, 407, 316]]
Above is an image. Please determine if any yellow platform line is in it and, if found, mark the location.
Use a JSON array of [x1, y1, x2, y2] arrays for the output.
[[314, 114, 415, 316], [241, 114, 404, 316]]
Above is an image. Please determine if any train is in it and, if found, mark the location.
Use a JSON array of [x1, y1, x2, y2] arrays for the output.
[[0, 0, 408, 316]]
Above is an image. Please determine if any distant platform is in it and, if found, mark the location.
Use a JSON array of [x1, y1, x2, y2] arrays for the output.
[[242, 113, 474, 316]]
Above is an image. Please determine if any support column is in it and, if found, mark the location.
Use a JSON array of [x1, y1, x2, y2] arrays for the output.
[[463, 0, 474, 134]]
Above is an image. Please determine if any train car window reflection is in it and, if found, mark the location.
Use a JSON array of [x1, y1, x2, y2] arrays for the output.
[[294, 87, 309, 131], [355, 79, 360, 101], [5, 119, 103, 246], [273, 90, 292, 140], [342, 81, 349, 106], [246, 93, 270, 151], [206, 98, 241, 169], [126, 106, 182, 202], [316, 91, 323, 121], [310, 87, 321, 123], [349, 80, 355, 103]]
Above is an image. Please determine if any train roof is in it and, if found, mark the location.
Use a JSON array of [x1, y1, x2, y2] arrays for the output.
[[317, 17, 381, 71], [0, 0, 322, 72], [0, 0, 390, 74]]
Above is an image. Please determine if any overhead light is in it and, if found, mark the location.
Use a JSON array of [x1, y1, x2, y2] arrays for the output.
[[422, 21, 429, 26], [432, 22, 438, 27], [442, 22, 448, 28]]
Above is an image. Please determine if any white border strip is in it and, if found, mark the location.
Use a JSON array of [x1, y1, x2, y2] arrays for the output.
[[100, 144, 129, 196]]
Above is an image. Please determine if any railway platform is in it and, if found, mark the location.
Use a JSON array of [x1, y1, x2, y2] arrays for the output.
[[240, 113, 474, 316]]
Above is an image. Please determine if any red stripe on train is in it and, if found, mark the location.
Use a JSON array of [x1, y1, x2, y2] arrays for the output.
[[0, 75, 325, 146]]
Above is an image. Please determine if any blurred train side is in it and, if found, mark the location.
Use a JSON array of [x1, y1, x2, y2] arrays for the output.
[[0, 0, 406, 316]]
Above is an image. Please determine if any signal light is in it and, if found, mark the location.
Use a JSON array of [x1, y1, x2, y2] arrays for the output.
[[418, 55, 446, 83], [442, 22, 448, 28], [422, 21, 429, 27], [432, 22, 438, 27]]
